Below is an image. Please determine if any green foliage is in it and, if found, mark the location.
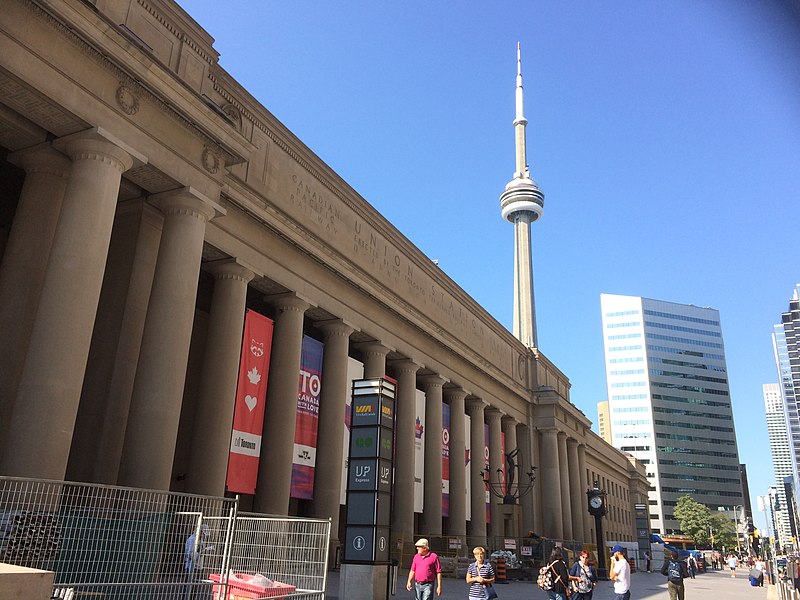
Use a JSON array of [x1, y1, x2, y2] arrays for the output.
[[672, 495, 738, 549], [674, 495, 711, 545], [709, 513, 737, 549]]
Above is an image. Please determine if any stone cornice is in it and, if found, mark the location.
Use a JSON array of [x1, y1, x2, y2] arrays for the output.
[[23, 0, 250, 166]]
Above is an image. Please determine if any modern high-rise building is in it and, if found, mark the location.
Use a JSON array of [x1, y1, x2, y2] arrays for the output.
[[774, 285, 800, 486], [763, 383, 793, 548], [597, 400, 612, 444], [600, 293, 745, 534]]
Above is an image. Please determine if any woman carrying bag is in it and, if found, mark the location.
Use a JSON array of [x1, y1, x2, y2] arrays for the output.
[[569, 551, 598, 600], [466, 546, 496, 600]]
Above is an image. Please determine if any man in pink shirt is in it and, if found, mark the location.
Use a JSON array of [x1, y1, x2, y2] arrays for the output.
[[406, 538, 442, 599]]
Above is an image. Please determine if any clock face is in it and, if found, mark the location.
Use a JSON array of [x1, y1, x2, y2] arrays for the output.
[[590, 496, 603, 509]]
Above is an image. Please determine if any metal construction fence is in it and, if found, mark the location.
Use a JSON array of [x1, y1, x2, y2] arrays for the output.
[[392, 534, 587, 579], [0, 476, 330, 600]]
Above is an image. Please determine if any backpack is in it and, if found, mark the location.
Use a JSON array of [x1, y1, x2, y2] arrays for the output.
[[538, 562, 556, 591], [667, 561, 683, 584]]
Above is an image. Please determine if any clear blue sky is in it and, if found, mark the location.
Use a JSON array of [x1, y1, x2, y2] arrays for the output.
[[180, 0, 800, 533]]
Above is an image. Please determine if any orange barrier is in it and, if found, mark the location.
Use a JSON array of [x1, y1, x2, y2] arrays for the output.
[[495, 557, 507, 583]]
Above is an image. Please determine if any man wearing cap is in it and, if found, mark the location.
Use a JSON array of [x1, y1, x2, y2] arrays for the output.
[[407, 538, 442, 600], [609, 545, 631, 600]]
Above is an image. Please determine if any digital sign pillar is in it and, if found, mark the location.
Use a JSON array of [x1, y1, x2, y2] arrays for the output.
[[344, 378, 395, 564], [340, 378, 396, 600]]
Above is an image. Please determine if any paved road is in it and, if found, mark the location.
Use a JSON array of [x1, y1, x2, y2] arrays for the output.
[[326, 567, 774, 600]]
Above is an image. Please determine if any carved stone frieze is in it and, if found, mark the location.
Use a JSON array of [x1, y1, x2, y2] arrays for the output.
[[202, 146, 221, 174], [115, 84, 140, 115]]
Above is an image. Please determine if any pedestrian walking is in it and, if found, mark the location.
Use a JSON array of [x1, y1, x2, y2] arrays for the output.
[[661, 549, 689, 600], [686, 554, 697, 579], [543, 546, 571, 600], [644, 551, 651, 573], [466, 546, 495, 600], [407, 538, 443, 600], [569, 550, 598, 600], [609, 545, 631, 600], [727, 553, 738, 578]]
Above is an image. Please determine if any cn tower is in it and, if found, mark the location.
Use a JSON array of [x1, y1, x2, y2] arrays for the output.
[[500, 43, 544, 349]]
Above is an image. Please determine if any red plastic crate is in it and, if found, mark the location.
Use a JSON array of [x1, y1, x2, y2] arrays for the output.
[[210, 573, 296, 600]]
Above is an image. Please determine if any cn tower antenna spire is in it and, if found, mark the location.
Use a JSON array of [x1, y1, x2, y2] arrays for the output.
[[500, 42, 544, 349]]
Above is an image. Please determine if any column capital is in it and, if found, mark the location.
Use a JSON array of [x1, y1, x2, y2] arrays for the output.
[[8, 143, 70, 178], [485, 406, 505, 421], [465, 397, 488, 414], [207, 258, 256, 284], [538, 426, 559, 436], [557, 430, 567, 440], [443, 386, 469, 402], [54, 126, 145, 171], [317, 318, 355, 339], [418, 373, 447, 389], [566, 436, 580, 448], [355, 340, 392, 354], [501, 414, 519, 426], [389, 357, 422, 375], [150, 186, 225, 222], [266, 292, 312, 314]]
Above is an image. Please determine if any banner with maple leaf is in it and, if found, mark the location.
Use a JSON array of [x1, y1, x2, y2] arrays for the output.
[[442, 403, 450, 517], [226, 309, 273, 494]]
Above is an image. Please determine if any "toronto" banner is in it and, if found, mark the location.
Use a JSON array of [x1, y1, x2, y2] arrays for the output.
[[290, 335, 324, 499]]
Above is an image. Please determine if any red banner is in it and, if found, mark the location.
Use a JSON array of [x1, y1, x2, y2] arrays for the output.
[[442, 403, 450, 516], [226, 310, 274, 494], [290, 336, 324, 499]]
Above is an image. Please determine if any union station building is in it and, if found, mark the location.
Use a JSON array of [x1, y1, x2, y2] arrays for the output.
[[0, 0, 649, 562]]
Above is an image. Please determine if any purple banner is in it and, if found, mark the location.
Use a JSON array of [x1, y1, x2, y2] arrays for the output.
[[290, 335, 324, 499]]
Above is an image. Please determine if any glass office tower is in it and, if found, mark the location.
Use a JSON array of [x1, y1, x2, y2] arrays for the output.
[[600, 294, 744, 534]]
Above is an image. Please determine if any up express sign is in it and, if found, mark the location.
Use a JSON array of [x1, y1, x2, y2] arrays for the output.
[[344, 378, 396, 565]]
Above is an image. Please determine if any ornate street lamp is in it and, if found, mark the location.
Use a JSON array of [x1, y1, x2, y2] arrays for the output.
[[481, 448, 536, 504]]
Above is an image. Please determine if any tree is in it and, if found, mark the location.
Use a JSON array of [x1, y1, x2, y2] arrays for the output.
[[709, 513, 737, 549], [674, 495, 712, 546]]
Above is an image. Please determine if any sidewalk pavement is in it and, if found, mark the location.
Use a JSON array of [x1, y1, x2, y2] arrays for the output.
[[325, 566, 775, 600]]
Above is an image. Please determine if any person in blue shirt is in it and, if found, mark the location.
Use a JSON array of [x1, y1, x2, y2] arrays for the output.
[[185, 524, 214, 599], [569, 551, 598, 600]]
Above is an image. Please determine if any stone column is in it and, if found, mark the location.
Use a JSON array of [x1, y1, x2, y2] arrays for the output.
[[516, 423, 534, 535], [253, 293, 310, 514], [358, 342, 390, 379], [557, 432, 573, 541], [466, 399, 487, 538], [444, 387, 467, 536], [0, 144, 70, 458], [419, 374, 446, 536], [310, 319, 354, 565], [531, 427, 542, 535], [567, 437, 583, 543], [502, 416, 518, 458], [391, 359, 421, 548], [89, 201, 163, 484], [2, 130, 137, 479], [539, 428, 563, 539], [117, 187, 220, 490], [486, 407, 504, 539], [577, 443, 592, 542], [186, 260, 254, 496]]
